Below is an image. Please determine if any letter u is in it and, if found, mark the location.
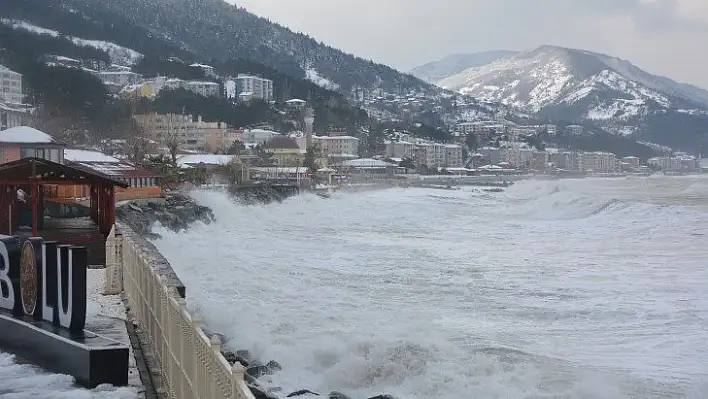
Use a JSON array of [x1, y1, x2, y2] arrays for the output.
[[57, 246, 73, 329]]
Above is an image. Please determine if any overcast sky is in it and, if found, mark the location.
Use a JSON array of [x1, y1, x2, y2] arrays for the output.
[[228, 0, 707, 89]]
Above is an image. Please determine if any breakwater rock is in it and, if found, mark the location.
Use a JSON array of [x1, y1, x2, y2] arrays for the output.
[[221, 349, 394, 399], [116, 194, 215, 239], [227, 184, 299, 205]]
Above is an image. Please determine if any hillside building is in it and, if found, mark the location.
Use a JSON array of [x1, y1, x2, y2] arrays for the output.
[[0, 65, 24, 104], [235, 74, 273, 102]]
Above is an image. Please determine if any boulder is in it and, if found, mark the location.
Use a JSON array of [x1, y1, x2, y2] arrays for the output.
[[286, 389, 320, 397], [328, 392, 352, 399], [116, 193, 216, 238], [248, 384, 280, 399]]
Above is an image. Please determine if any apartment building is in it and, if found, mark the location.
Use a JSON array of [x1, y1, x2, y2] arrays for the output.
[[385, 141, 416, 159], [296, 135, 360, 157], [0, 65, 23, 104], [502, 147, 535, 168], [134, 113, 227, 151], [133, 77, 220, 98], [186, 81, 220, 98], [580, 152, 617, 173], [98, 71, 143, 87], [531, 151, 549, 172], [205, 128, 243, 153], [444, 144, 464, 168], [565, 125, 584, 136], [455, 121, 506, 136], [543, 124, 558, 136], [478, 147, 502, 165], [549, 150, 580, 170], [415, 143, 447, 168], [235, 74, 274, 102]]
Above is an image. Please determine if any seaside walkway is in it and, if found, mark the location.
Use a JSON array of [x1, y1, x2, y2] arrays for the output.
[[105, 226, 256, 399]]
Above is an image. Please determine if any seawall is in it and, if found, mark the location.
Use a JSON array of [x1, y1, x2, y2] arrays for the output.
[[106, 223, 255, 399]]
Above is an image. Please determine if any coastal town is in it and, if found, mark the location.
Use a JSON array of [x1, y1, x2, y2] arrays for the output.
[[2, 61, 707, 201]]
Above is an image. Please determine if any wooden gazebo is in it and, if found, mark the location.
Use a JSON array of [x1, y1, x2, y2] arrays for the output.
[[0, 157, 128, 237]]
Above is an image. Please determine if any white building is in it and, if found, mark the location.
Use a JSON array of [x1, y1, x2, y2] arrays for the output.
[[0, 103, 33, 131], [98, 71, 143, 87], [548, 150, 580, 170], [580, 152, 617, 173], [285, 99, 307, 109], [235, 74, 273, 102], [543, 124, 558, 136], [565, 125, 584, 136], [502, 147, 535, 168], [0, 65, 23, 104], [185, 81, 220, 98], [190, 63, 216, 77]]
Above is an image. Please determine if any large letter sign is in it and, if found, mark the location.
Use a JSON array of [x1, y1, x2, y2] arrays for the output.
[[0, 236, 87, 333]]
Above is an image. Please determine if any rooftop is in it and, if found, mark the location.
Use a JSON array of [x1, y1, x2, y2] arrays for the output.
[[0, 126, 61, 145], [64, 149, 121, 163]]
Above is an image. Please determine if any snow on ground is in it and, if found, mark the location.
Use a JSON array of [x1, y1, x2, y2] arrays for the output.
[[0, 352, 138, 399], [305, 68, 339, 90], [1, 19, 143, 65], [0, 270, 143, 398]]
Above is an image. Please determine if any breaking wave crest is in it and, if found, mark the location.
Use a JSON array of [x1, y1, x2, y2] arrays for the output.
[[150, 180, 708, 398]]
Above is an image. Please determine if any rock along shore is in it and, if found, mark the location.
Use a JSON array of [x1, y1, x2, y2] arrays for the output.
[[115, 193, 216, 239]]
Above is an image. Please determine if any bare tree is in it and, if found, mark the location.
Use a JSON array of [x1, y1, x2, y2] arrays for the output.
[[164, 113, 183, 166], [124, 120, 149, 166]]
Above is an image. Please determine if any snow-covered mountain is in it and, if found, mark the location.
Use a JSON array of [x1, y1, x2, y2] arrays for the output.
[[410, 51, 517, 83], [436, 45, 708, 149]]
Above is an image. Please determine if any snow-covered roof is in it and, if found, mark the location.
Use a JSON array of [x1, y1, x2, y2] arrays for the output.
[[176, 154, 235, 167], [0, 126, 58, 144], [341, 158, 397, 168], [285, 99, 306, 103], [0, 64, 20, 75], [64, 149, 120, 163]]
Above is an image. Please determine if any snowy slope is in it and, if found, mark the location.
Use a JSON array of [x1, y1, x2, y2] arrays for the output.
[[438, 45, 708, 116], [433, 45, 708, 149], [410, 51, 518, 83], [1, 19, 143, 65]]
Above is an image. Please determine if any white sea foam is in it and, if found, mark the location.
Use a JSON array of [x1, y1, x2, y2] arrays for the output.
[[151, 177, 708, 398]]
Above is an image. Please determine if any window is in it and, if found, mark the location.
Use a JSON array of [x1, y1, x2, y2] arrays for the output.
[[20, 148, 35, 158], [50, 149, 60, 163]]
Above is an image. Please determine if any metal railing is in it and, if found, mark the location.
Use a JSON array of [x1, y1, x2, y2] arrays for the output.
[[106, 226, 255, 399]]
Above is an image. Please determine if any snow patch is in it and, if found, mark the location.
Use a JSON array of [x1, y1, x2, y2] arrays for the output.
[[1, 19, 143, 65], [305, 68, 339, 90], [0, 126, 55, 143]]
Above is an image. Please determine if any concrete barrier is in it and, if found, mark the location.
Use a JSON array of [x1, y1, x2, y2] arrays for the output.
[[106, 225, 255, 399]]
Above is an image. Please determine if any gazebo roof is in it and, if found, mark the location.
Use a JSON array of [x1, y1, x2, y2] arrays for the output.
[[0, 157, 129, 187]]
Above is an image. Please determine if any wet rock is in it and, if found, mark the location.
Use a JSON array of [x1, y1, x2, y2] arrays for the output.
[[328, 392, 352, 399], [366, 396, 395, 399], [286, 389, 320, 397], [266, 360, 282, 372], [116, 193, 215, 238], [247, 364, 272, 379], [248, 384, 279, 399]]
